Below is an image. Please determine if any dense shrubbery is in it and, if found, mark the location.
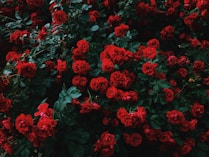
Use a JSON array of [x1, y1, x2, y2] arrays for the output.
[[1, 0, 209, 157]]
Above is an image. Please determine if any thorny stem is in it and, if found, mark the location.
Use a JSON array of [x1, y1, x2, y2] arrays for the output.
[[174, 84, 187, 97]]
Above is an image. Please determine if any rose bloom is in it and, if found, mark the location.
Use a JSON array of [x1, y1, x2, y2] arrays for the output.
[[192, 60, 205, 73], [160, 25, 175, 40], [101, 58, 115, 73], [147, 38, 160, 49], [72, 75, 87, 89], [72, 60, 90, 74], [166, 110, 185, 125], [143, 125, 159, 141], [6, 51, 21, 62], [180, 119, 197, 132], [130, 133, 142, 147], [114, 24, 129, 37], [15, 61, 37, 78], [94, 132, 116, 157], [106, 86, 118, 99], [125, 133, 142, 147], [0, 95, 12, 113], [90, 77, 109, 94], [56, 59, 67, 74], [163, 88, 174, 103], [107, 15, 121, 26], [34, 103, 54, 118], [143, 46, 157, 59], [167, 55, 178, 66], [2, 117, 13, 131], [15, 114, 34, 135], [53, 10, 67, 25], [45, 60, 56, 71], [184, 12, 199, 26], [142, 62, 158, 76], [181, 138, 195, 155], [26, 0, 44, 8], [203, 77, 209, 85], [177, 68, 188, 78], [190, 102, 204, 118], [37, 117, 57, 139], [158, 131, 175, 144], [76, 39, 89, 53], [190, 38, 201, 48], [116, 107, 128, 120]]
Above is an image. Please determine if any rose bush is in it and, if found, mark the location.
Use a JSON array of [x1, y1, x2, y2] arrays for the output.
[[0, 0, 209, 157]]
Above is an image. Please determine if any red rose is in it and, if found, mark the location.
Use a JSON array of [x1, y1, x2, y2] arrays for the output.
[[107, 15, 121, 26], [167, 55, 178, 66], [53, 10, 67, 25], [166, 110, 185, 125], [142, 62, 158, 76], [94, 132, 116, 157], [190, 102, 204, 118], [2, 143, 13, 155], [37, 117, 57, 139], [122, 91, 138, 102], [184, 12, 198, 26], [106, 86, 118, 99], [177, 68, 188, 78], [38, 26, 47, 40], [15, 114, 34, 135], [15, 61, 37, 78], [143, 125, 158, 141], [45, 60, 56, 71], [178, 56, 187, 66], [114, 24, 129, 37], [181, 138, 195, 155], [163, 88, 174, 103], [56, 59, 67, 74], [72, 75, 87, 90], [2, 117, 13, 131], [190, 38, 201, 48], [6, 51, 21, 62], [136, 106, 147, 124], [170, 80, 177, 86], [72, 60, 90, 74], [116, 107, 128, 120], [101, 58, 115, 73], [129, 133, 142, 147], [0, 129, 7, 145], [158, 131, 175, 144], [143, 46, 157, 59], [34, 103, 54, 118], [26, 0, 44, 7], [192, 60, 205, 73], [0, 95, 12, 112], [203, 77, 209, 85], [160, 25, 175, 40], [76, 39, 89, 53], [90, 77, 109, 94], [147, 38, 160, 49]]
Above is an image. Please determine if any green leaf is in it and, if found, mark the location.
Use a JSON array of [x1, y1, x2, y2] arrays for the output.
[[90, 25, 99, 32], [71, 0, 82, 3], [195, 150, 208, 157], [150, 120, 161, 129], [197, 143, 209, 151]]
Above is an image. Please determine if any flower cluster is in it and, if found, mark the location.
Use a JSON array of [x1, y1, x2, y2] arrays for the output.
[[0, 0, 209, 157]]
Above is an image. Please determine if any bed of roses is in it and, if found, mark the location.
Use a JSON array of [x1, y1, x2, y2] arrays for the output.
[[1, 0, 209, 157]]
